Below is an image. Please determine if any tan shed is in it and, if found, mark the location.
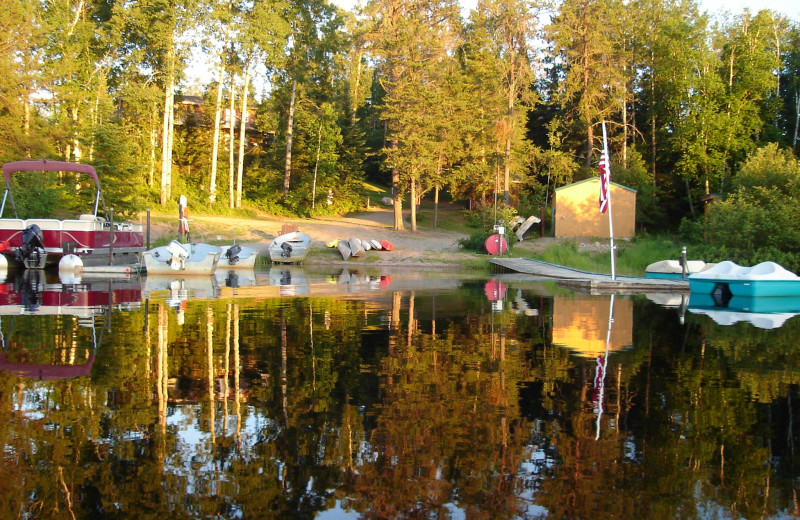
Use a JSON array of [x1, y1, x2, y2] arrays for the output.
[[553, 177, 636, 238]]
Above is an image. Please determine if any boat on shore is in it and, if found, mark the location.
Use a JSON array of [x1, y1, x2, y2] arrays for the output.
[[0, 160, 144, 269], [142, 241, 221, 275], [269, 232, 311, 264], [688, 261, 800, 297], [337, 240, 351, 260], [348, 238, 365, 257], [646, 259, 712, 279], [219, 244, 259, 269]]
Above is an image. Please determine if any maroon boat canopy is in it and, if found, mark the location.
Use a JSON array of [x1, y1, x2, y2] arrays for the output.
[[0, 352, 96, 380], [2, 159, 100, 185]]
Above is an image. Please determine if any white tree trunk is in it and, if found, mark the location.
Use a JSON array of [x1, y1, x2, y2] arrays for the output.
[[410, 175, 417, 232], [283, 77, 297, 197], [161, 69, 174, 205], [228, 72, 236, 209], [236, 65, 250, 208], [210, 63, 224, 204]]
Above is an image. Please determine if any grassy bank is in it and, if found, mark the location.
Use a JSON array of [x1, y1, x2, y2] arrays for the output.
[[526, 236, 687, 276]]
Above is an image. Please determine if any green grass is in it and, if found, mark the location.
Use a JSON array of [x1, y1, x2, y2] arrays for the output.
[[535, 236, 686, 276]]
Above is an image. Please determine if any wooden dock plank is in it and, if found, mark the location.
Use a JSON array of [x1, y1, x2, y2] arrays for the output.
[[490, 257, 690, 294]]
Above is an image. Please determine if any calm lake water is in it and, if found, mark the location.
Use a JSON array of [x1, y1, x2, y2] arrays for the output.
[[1, 266, 799, 519]]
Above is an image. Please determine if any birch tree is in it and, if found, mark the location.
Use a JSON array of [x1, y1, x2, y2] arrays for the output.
[[279, 0, 343, 199], [233, 0, 290, 207]]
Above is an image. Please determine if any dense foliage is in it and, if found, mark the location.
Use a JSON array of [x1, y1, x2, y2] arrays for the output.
[[1, 0, 798, 259]]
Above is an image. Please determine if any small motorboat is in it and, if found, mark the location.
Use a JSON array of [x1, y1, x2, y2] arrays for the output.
[[142, 241, 221, 275], [219, 244, 259, 268], [269, 232, 311, 264]]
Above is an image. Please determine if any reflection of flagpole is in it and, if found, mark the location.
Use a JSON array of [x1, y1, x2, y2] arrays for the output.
[[595, 294, 615, 440]]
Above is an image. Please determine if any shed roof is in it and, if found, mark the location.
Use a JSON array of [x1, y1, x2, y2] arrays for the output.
[[554, 176, 637, 194]]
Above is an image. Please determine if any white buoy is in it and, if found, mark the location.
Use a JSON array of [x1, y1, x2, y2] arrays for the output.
[[0, 254, 7, 282], [59, 254, 84, 273]]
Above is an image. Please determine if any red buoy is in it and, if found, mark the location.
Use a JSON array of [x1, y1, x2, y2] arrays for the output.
[[484, 234, 508, 255]]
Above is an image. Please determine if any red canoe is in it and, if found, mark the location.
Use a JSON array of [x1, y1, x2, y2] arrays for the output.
[[380, 240, 394, 251]]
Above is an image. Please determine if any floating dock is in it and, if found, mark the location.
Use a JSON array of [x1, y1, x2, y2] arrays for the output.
[[490, 257, 690, 294]]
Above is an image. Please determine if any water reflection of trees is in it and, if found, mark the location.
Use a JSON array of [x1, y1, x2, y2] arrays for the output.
[[1, 293, 800, 518]]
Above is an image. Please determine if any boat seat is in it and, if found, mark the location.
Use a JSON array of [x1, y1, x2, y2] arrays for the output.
[[0, 219, 25, 230], [25, 219, 61, 230], [79, 214, 106, 223], [280, 223, 298, 235]]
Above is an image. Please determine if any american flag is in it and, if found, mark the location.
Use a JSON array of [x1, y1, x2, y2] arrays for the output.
[[598, 125, 610, 213]]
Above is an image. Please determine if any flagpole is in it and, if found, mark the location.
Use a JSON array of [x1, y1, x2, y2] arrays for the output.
[[602, 122, 616, 280]]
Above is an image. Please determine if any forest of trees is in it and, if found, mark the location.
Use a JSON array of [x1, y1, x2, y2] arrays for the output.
[[1, 0, 799, 238]]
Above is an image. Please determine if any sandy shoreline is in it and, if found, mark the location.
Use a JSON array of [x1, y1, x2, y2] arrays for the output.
[[149, 206, 551, 267]]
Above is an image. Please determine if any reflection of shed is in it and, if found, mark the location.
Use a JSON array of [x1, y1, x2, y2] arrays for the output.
[[552, 297, 632, 357], [554, 178, 636, 238]]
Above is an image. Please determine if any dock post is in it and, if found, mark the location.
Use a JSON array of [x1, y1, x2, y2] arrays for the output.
[[108, 207, 114, 265], [681, 246, 687, 278], [146, 208, 151, 250]]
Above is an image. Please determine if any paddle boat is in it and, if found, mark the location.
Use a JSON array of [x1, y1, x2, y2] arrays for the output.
[[142, 241, 221, 275], [688, 292, 800, 329], [269, 231, 311, 264], [688, 261, 800, 297], [645, 259, 713, 279]]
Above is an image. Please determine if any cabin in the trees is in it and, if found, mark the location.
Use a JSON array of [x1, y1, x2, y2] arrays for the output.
[[553, 178, 637, 238]]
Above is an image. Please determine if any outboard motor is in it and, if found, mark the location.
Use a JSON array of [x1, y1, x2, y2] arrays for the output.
[[16, 269, 45, 311], [165, 240, 190, 271], [224, 271, 240, 288], [280, 241, 293, 259], [14, 224, 46, 268], [224, 244, 242, 265]]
